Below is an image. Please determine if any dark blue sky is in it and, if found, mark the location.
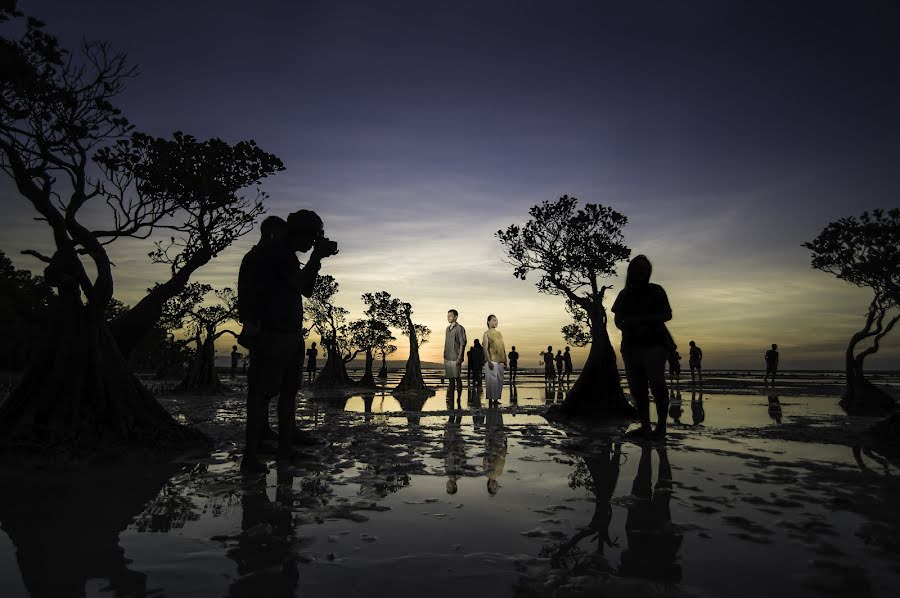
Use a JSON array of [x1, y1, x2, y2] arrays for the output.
[[3, 1, 900, 367]]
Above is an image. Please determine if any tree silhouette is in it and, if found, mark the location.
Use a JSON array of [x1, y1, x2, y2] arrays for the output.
[[348, 317, 393, 388], [0, 9, 279, 451], [803, 209, 900, 409], [305, 274, 354, 388], [362, 291, 433, 397], [376, 340, 398, 379], [165, 283, 239, 393], [497, 195, 635, 416], [0, 249, 55, 372]]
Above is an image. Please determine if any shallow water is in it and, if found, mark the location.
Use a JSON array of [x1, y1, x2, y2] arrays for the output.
[[1, 373, 898, 597]]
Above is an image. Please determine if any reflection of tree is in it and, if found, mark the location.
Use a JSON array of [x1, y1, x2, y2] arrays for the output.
[[227, 471, 298, 597], [619, 445, 682, 582], [542, 441, 621, 571], [0, 460, 187, 597]]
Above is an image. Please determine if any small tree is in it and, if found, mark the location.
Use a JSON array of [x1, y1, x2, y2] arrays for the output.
[[362, 291, 433, 397], [803, 208, 900, 409], [305, 275, 354, 388], [348, 318, 393, 388], [0, 249, 55, 372], [376, 340, 398, 379], [497, 195, 635, 416], [168, 284, 239, 393]]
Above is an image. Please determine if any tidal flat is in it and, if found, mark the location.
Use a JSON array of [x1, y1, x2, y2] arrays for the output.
[[1, 371, 898, 597]]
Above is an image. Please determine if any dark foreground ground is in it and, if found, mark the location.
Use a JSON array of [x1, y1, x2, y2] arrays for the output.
[[1, 371, 899, 597]]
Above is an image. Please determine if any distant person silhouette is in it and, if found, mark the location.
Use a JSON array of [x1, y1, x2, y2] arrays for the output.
[[444, 309, 468, 399], [508, 346, 519, 382], [230, 345, 242, 379], [688, 341, 702, 388], [305, 342, 318, 383], [554, 350, 565, 381], [668, 350, 681, 388], [612, 255, 672, 439], [619, 445, 682, 582], [482, 315, 506, 403], [468, 340, 485, 385], [540, 346, 556, 383], [764, 343, 779, 386], [563, 346, 573, 383], [237, 211, 338, 473]]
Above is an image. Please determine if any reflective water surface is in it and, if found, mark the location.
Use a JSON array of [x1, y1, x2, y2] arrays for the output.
[[1, 371, 898, 597]]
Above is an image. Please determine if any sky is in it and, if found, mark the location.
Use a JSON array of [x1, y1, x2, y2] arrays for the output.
[[2, 0, 899, 369]]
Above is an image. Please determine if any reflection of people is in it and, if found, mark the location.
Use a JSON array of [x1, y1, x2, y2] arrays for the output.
[[668, 398, 682, 425], [305, 342, 318, 383], [444, 309, 468, 399], [688, 340, 702, 387], [563, 346, 573, 383], [612, 255, 672, 439], [540, 345, 555, 382], [443, 408, 468, 494], [227, 471, 298, 596], [764, 343, 779, 386], [483, 403, 507, 495], [238, 211, 337, 472], [230, 345, 242, 379], [619, 445, 682, 581], [508, 346, 519, 382], [690, 390, 705, 426], [767, 395, 782, 424], [482, 315, 506, 403]]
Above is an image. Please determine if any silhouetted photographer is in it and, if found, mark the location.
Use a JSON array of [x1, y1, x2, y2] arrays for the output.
[[237, 211, 338, 473]]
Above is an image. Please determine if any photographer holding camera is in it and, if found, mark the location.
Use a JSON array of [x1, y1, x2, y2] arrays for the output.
[[238, 209, 338, 473]]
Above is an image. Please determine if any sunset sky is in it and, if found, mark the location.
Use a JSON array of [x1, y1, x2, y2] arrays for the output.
[[2, 1, 899, 369]]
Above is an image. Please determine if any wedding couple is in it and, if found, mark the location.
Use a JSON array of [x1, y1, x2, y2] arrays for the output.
[[444, 309, 506, 402]]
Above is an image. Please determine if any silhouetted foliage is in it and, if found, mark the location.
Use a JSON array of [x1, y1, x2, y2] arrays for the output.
[[0, 9, 275, 451], [497, 195, 634, 416], [0, 250, 55, 371], [804, 209, 900, 409], [165, 283, 239, 392], [348, 317, 393, 387], [305, 274, 354, 387], [362, 291, 433, 396]]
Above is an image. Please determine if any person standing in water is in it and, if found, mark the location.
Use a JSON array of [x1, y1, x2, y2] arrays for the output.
[[540, 345, 556, 383], [688, 341, 703, 388], [563, 346, 573, 384], [443, 309, 468, 399], [482, 315, 507, 403], [508, 346, 519, 382], [305, 342, 318, 384], [612, 255, 672, 439], [764, 343, 779, 386], [554, 350, 565, 382]]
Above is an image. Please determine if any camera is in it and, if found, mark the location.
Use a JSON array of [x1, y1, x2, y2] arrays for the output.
[[315, 235, 339, 257]]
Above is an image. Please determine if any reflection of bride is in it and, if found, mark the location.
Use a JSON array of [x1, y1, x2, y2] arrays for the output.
[[483, 405, 507, 495]]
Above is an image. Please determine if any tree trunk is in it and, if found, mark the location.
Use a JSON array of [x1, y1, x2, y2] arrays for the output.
[[311, 340, 355, 388], [377, 355, 388, 379], [560, 304, 636, 418], [109, 249, 211, 358], [393, 313, 433, 397], [178, 334, 221, 393], [0, 297, 206, 455], [841, 335, 896, 412], [358, 348, 376, 388]]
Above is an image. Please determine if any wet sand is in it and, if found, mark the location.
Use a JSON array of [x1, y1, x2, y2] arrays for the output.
[[1, 371, 898, 597]]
